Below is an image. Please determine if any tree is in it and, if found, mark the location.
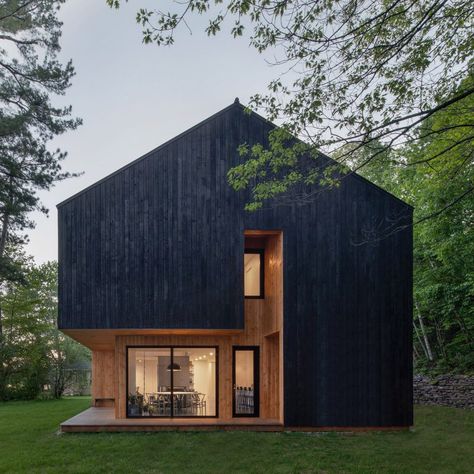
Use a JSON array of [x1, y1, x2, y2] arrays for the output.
[[353, 75, 474, 373], [0, 0, 81, 338], [33, 261, 90, 399], [108, 0, 473, 211], [408, 84, 474, 373], [0, 261, 90, 400]]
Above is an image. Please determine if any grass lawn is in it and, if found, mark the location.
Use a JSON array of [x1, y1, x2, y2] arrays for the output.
[[0, 398, 473, 473]]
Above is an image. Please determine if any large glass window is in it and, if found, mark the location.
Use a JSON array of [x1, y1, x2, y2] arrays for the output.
[[244, 249, 264, 298], [127, 347, 217, 417]]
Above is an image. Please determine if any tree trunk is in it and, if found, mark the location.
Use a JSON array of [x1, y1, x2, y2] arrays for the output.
[[432, 313, 448, 360], [0, 212, 10, 342], [455, 311, 473, 347], [413, 344, 420, 359], [0, 212, 9, 262], [0, 306, 6, 400], [413, 320, 429, 360], [414, 299, 434, 361]]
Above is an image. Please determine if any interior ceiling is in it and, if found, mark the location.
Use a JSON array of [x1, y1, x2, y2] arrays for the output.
[[245, 253, 260, 272], [63, 329, 242, 351], [131, 347, 216, 363]]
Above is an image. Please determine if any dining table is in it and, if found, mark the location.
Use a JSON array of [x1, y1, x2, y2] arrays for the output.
[[155, 391, 196, 395], [151, 391, 198, 414]]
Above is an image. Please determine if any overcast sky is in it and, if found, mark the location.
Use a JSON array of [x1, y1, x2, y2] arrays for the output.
[[26, 0, 276, 263]]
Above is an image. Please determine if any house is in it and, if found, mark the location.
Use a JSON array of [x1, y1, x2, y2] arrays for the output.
[[58, 100, 413, 432]]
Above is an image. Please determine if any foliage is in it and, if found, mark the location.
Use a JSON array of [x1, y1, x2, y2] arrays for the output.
[[0, 0, 81, 288], [110, 0, 473, 373], [409, 92, 474, 374], [0, 400, 473, 473], [0, 261, 90, 400], [351, 75, 474, 373], [108, 0, 473, 211]]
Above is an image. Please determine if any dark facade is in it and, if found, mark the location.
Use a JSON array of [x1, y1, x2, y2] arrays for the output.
[[58, 101, 413, 427]]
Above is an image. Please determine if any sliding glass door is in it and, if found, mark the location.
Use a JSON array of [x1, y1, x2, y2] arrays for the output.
[[127, 347, 217, 418], [233, 346, 259, 417]]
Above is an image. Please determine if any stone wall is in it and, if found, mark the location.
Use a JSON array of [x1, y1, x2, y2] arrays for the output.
[[414, 374, 474, 409]]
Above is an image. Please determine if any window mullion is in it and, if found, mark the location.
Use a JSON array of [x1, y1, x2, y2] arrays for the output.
[[171, 347, 174, 417]]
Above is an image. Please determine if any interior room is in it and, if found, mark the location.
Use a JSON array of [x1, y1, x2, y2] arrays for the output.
[[127, 347, 217, 417]]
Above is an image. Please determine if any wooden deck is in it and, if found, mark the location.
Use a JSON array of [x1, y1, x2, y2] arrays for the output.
[[60, 408, 284, 432]]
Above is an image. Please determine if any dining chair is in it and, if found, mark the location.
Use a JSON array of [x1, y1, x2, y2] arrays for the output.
[[196, 393, 207, 415]]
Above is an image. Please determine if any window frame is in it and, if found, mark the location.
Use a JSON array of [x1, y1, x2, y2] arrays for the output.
[[232, 345, 260, 418], [244, 248, 265, 299], [126, 345, 219, 419]]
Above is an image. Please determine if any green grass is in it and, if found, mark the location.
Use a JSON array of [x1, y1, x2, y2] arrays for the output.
[[0, 398, 473, 473]]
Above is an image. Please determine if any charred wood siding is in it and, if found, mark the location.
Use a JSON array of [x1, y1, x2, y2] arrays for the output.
[[58, 105, 249, 330], [58, 102, 413, 427]]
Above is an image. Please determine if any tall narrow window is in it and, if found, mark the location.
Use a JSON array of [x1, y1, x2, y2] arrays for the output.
[[244, 249, 264, 298], [233, 346, 259, 417]]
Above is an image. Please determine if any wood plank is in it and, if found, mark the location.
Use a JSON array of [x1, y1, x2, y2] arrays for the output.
[[64, 329, 243, 351], [60, 408, 407, 433], [91, 350, 115, 405]]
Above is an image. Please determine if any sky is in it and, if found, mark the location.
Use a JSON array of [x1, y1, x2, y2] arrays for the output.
[[26, 0, 276, 263]]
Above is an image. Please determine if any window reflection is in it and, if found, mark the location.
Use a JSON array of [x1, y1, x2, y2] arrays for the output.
[[127, 347, 216, 417], [244, 251, 263, 297]]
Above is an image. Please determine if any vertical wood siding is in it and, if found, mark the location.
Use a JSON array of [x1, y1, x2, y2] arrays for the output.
[[58, 102, 413, 427]]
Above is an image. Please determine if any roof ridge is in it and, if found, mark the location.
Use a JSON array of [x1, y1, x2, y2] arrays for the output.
[[57, 100, 242, 207], [57, 99, 412, 210], [237, 106, 413, 209]]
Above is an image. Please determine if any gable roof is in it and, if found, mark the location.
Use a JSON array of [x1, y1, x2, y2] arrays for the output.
[[57, 99, 412, 210]]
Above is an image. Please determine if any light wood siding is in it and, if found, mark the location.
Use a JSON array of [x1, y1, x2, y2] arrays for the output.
[[92, 351, 115, 406], [114, 232, 284, 420]]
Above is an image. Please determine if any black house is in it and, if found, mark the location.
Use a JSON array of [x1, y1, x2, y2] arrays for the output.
[[58, 100, 413, 431]]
